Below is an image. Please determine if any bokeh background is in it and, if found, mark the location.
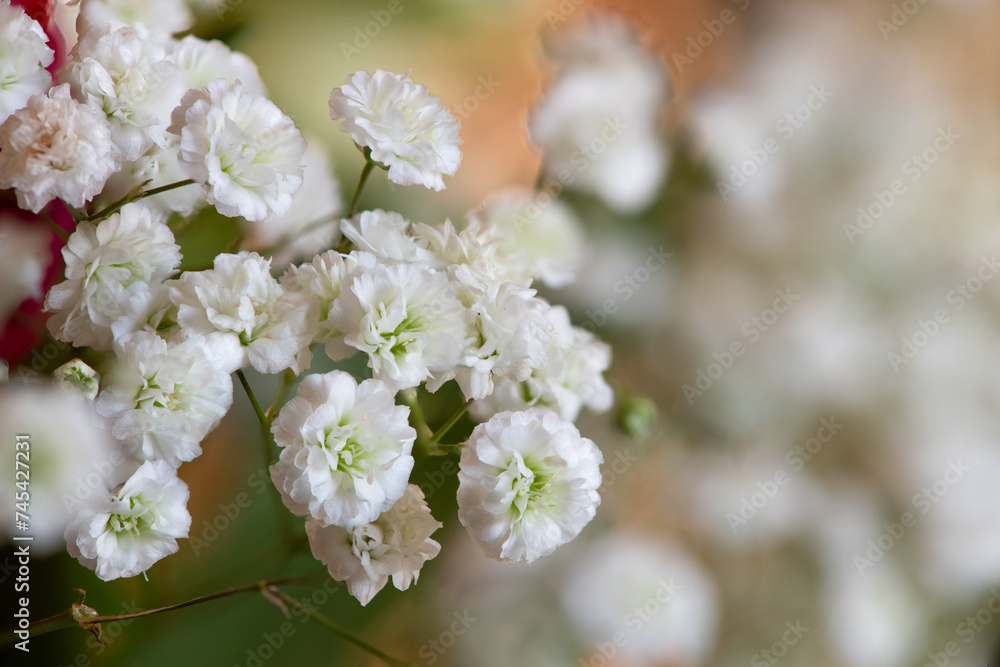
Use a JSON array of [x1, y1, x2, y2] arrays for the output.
[[4, 0, 1000, 666]]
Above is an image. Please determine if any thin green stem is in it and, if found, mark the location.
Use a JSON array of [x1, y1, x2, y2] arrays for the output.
[[84, 179, 195, 222], [265, 369, 297, 425], [5, 577, 318, 645], [236, 369, 296, 546], [346, 150, 375, 218], [428, 401, 469, 446], [44, 215, 69, 241], [268, 588, 409, 667], [236, 369, 268, 429], [399, 388, 432, 450]]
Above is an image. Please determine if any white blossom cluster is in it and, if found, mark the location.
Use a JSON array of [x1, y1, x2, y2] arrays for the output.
[[0, 2, 616, 607]]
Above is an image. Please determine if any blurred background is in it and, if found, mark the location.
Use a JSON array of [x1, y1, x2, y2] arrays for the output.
[[4, 0, 1000, 665]]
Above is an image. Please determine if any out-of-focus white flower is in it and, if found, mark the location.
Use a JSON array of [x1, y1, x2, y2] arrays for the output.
[[45, 204, 182, 350], [561, 532, 718, 665], [0, 1, 54, 124], [457, 407, 602, 563], [64, 26, 184, 161], [306, 484, 440, 605], [54, 359, 101, 400], [450, 265, 553, 400], [823, 564, 927, 667], [466, 187, 586, 288], [329, 69, 461, 191], [243, 141, 342, 268], [339, 209, 433, 264], [269, 371, 415, 527], [65, 459, 191, 581], [279, 250, 365, 362], [170, 35, 265, 97], [96, 332, 233, 467], [76, 0, 194, 39], [0, 217, 50, 326], [169, 251, 310, 374], [530, 13, 669, 213], [0, 84, 120, 213], [472, 305, 612, 422], [97, 137, 208, 218], [0, 383, 122, 556], [168, 79, 306, 222], [329, 259, 468, 391]]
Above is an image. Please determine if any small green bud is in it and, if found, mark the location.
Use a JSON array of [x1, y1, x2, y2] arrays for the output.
[[617, 395, 657, 438]]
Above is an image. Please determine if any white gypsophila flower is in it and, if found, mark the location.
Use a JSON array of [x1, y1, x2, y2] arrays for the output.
[[329, 69, 461, 191], [269, 371, 415, 527], [457, 407, 603, 563], [0, 216, 50, 326], [530, 13, 670, 214], [0, 383, 122, 556], [44, 204, 181, 350], [97, 137, 208, 218], [110, 282, 181, 347], [0, 84, 120, 213], [339, 209, 434, 263], [306, 484, 441, 606], [471, 305, 612, 422], [96, 332, 234, 467], [279, 250, 366, 363], [65, 459, 191, 581], [168, 79, 306, 222], [169, 251, 310, 374], [329, 259, 469, 392], [0, 0, 54, 124], [54, 359, 102, 400], [410, 218, 492, 274], [465, 187, 586, 288], [243, 141, 342, 269], [64, 26, 184, 162], [171, 34, 265, 98], [76, 0, 194, 39], [449, 265, 553, 400]]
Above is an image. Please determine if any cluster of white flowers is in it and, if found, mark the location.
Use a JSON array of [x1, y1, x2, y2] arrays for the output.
[[0, 6, 620, 606]]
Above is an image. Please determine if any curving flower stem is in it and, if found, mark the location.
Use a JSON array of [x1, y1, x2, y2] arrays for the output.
[[399, 388, 432, 451], [236, 369, 297, 547], [428, 401, 470, 447], [83, 179, 196, 223], [10, 577, 318, 645], [346, 148, 376, 218], [267, 587, 410, 667]]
